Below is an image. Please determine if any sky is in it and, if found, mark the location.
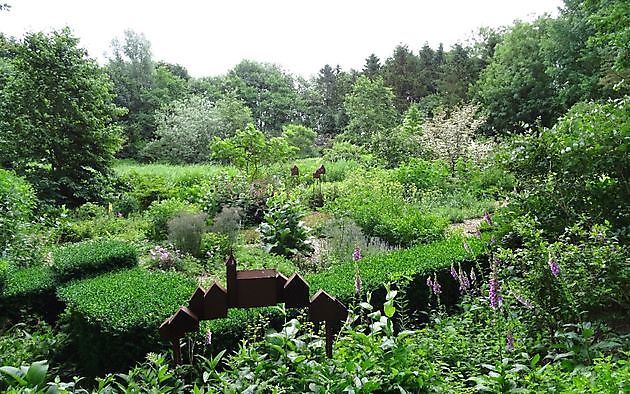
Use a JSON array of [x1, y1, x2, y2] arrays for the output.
[[0, 0, 564, 79]]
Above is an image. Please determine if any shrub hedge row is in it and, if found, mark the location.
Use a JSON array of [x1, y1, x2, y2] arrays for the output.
[[57, 268, 197, 375], [52, 239, 138, 282], [307, 234, 489, 304], [0, 265, 61, 322]]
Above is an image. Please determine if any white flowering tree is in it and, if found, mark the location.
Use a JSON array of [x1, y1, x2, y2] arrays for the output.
[[143, 95, 252, 163], [421, 103, 490, 174]]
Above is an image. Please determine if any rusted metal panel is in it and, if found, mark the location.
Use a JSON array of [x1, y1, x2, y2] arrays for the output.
[[168, 306, 199, 339], [276, 272, 288, 303], [237, 269, 278, 279], [283, 273, 310, 308], [309, 290, 348, 322], [236, 275, 277, 307], [204, 282, 228, 319], [226, 255, 237, 307], [187, 286, 206, 319]]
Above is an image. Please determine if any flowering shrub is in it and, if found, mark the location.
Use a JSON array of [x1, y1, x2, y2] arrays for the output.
[[497, 217, 630, 333]]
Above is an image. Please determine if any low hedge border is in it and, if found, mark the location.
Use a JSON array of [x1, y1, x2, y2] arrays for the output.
[[307, 234, 490, 305], [57, 268, 197, 375], [0, 265, 62, 322], [52, 239, 138, 282]]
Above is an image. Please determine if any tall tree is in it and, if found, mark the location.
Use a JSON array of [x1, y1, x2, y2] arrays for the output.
[[306, 64, 354, 136], [106, 30, 158, 156], [343, 76, 399, 144], [226, 60, 301, 136], [472, 19, 559, 134], [363, 54, 382, 80], [437, 43, 479, 106], [0, 29, 124, 205], [382, 45, 424, 111]]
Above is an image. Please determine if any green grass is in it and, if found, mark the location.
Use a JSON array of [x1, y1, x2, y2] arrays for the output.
[[113, 160, 238, 180]]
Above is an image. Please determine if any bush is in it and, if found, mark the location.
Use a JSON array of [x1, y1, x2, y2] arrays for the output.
[[145, 199, 198, 241], [0, 259, 7, 294], [0, 265, 61, 322], [326, 169, 450, 246], [498, 217, 630, 332], [200, 232, 231, 265], [504, 98, 630, 237], [57, 268, 197, 375], [113, 193, 140, 217], [259, 194, 313, 258], [167, 212, 208, 257], [52, 239, 138, 282], [0, 169, 36, 253], [396, 158, 450, 191]]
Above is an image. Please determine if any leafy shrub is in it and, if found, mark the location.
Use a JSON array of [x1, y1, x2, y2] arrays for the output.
[[113, 193, 140, 217], [395, 158, 449, 191], [167, 212, 208, 257], [1, 266, 55, 299], [200, 232, 231, 265], [259, 194, 313, 258], [0, 169, 36, 253], [322, 140, 370, 162], [0, 321, 67, 372], [210, 206, 242, 249], [282, 124, 318, 158], [116, 171, 171, 210], [326, 169, 449, 246], [0, 265, 61, 322], [504, 98, 630, 237], [57, 268, 196, 375], [0, 259, 7, 294], [145, 199, 197, 241], [73, 202, 107, 221], [498, 217, 630, 332], [52, 239, 138, 282]]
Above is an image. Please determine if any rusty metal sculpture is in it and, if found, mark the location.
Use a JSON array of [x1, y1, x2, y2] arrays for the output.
[[160, 255, 347, 364]]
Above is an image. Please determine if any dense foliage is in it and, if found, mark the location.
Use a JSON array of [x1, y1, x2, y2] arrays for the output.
[[0, 1, 627, 391], [52, 239, 138, 282], [0, 29, 124, 206]]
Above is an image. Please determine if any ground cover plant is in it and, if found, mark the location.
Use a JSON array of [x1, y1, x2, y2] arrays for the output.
[[0, 1, 628, 391]]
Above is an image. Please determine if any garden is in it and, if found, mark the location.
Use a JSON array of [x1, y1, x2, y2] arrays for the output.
[[0, 1, 629, 392]]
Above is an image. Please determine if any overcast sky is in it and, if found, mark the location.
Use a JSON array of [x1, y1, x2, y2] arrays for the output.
[[1, 0, 564, 78]]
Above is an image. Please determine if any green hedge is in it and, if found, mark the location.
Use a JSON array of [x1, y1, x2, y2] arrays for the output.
[[57, 268, 196, 375], [52, 239, 138, 282], [307, 234, 489, 304], [0, 265, 61, 322]]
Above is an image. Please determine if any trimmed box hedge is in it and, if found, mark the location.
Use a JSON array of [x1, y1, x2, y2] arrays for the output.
[[0, 265, 62, 322], [57, 268, 197, 375], [307, 234, 489, 305], [52, 239, 138, 282]]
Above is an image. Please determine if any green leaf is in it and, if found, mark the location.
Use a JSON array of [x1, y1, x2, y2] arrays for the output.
[[24, 360, 48, 387], [384, 303, 396, 318]]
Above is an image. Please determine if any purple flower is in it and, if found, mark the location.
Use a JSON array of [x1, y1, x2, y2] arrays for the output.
[[463, 240, 472, 254], [205, 330, 212, 346], [459, 268, 470, 291], [352, 246, 362, 262], [515, 294, 534, 309], [548, 256, 560, 277], [432, 274, 442, 295], [484, 211, 493, 226], [450, 264, 459, 281], [474, 230, 482, 239], [488, 260, 502, 309], [506, 333, 514, 352], [426, 276, 433, 289]]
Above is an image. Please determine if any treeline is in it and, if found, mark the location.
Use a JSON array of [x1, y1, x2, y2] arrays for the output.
[[0, 0, 627, 205]]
